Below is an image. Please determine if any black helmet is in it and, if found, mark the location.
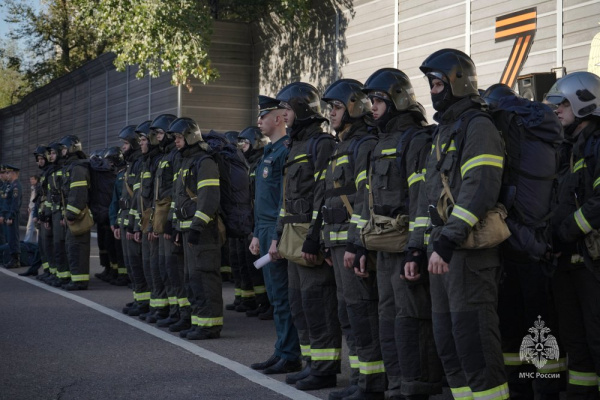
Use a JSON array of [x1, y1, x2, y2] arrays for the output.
[[90, 148, 106, 160], [149, 113, 178, 146], [276, 82, 325, 122], [419, 49, 479, 97], [104, 146, 126, 167], [135, 120, 155, 149], [322, 79, 372, 119], [481, 83, 519, 110], [135, 120, 152, 136], [363, 68, 418, 111], [47, 142, 65, 160], [238, 126, 265, 151], [224, 131, 239, 144], [34, 145, 49, 163], [118, 125, 140, 150], [167, 117, 203, 146], [59, 135, 82, 155]]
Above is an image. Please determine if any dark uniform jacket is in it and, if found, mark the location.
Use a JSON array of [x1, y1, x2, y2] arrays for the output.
[[154, 142, 179, 233], [172, 143, 220, 250], [132, 147, 162, 233], [119, 149, 143, 231], [253, 135, 289, 241], [276, 122, 335, 255], [2, 179, 22, 221], [349, 113, 431, 251], [46, 162, 64, 217], [62, 153, 91, 222], [109, 168, 125, 227], [34, 165, 53, 222], [408, 98, 504, 257], [245, 147, 265, 208], [553, 119, 600, 277], [322, 119, 376, 248]]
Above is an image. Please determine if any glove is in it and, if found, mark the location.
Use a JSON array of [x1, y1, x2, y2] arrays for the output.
[[163, 223, 173, 236], [187, 229, 200, 245], [345, 242, 357, 254], [301, 237, 320, 256], [323, 247, 331, 259], [353, 245, 367, 270], [433, 234, 456, 263]]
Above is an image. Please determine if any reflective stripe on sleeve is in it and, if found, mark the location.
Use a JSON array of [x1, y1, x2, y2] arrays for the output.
[[451, 205, 479, 227], [574, 208, 593, 234], [197, 179, 219, 190], [460, 154, 503, 178]]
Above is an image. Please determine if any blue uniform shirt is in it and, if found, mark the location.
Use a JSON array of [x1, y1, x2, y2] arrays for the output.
[[253, 135, 289, 240], [3, 179, 22, 220]]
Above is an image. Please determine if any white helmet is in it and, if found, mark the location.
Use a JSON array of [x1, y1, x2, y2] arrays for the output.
[[545, 71, 600, 118]]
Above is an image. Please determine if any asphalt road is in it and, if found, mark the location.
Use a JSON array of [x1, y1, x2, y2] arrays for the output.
[[0, 236, 454, 400]]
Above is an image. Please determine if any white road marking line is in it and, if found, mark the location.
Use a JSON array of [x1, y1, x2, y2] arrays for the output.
[[1, 268, 319, 400]]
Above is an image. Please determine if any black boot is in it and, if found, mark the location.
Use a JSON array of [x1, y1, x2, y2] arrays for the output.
[[127, 302, 149, 317], [62, 281, 88, 291], [36, 270, 51, 281], [4, 254, 20, 269], [94, 266, 111, 282], [19, 263, 41, 276], [286, 361, 311, 384], [225, 295, 242, 311], [235, 299, 257, 313], [328, 384, 359, 400], [258, 305, 274, 320], [168, 317, 191, 332], [295, 375, 337, 391], [246, 302, 271, 317], [157, 312, 180, 327]]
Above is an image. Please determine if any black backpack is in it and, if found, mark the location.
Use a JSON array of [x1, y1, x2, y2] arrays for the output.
[[201, 131, 253, 238], [89, 157, 117, 222], [453, 99, 563, 261]]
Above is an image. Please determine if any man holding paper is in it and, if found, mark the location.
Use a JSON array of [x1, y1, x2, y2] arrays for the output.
[[249, 95, 302, 375]]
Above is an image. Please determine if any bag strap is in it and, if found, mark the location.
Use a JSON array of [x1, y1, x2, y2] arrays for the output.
[[331, 149, 353, 216]]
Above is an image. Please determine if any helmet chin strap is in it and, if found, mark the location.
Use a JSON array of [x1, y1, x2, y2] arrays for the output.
[[564, 117, 582, 140]]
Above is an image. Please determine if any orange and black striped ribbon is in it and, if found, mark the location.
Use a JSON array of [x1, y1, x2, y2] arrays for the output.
[[495, 7, 537, 88]]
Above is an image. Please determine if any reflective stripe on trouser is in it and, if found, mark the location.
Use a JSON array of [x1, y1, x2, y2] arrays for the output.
[[552, 264, 600, 399], [330, 246, 359, 385], [183, 231, 223, 334], [498, 259, 565, 397], [257, 226, 300, 360], [288, 260, 311, 362], [229, 238, 254, 300], [288, 259, 342, 375], [51, 211, 68, 276], [121, 226, 149, 304], [243, 235, 268, 305], [40, 222, 54, 271], [162, 235, 187, 316], [65, 227, 90, 282], [159, 235, 179, 317], [430, 248, 507, 397], [143, 234, 168, 310], [378, 251, 443, 397], [96, 219, 111, 267], [331, 246, 384, 391]]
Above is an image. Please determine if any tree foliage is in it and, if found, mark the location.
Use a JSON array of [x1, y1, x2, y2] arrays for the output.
[[1, 0, 350, 97], [0, 41, 27, 108], [2, 0, 107, 91]]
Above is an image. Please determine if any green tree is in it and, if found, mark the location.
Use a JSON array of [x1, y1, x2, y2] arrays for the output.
[[2, 0, 108, 90], [81, 0, 349, 87], [0, 41, 27, 107]]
